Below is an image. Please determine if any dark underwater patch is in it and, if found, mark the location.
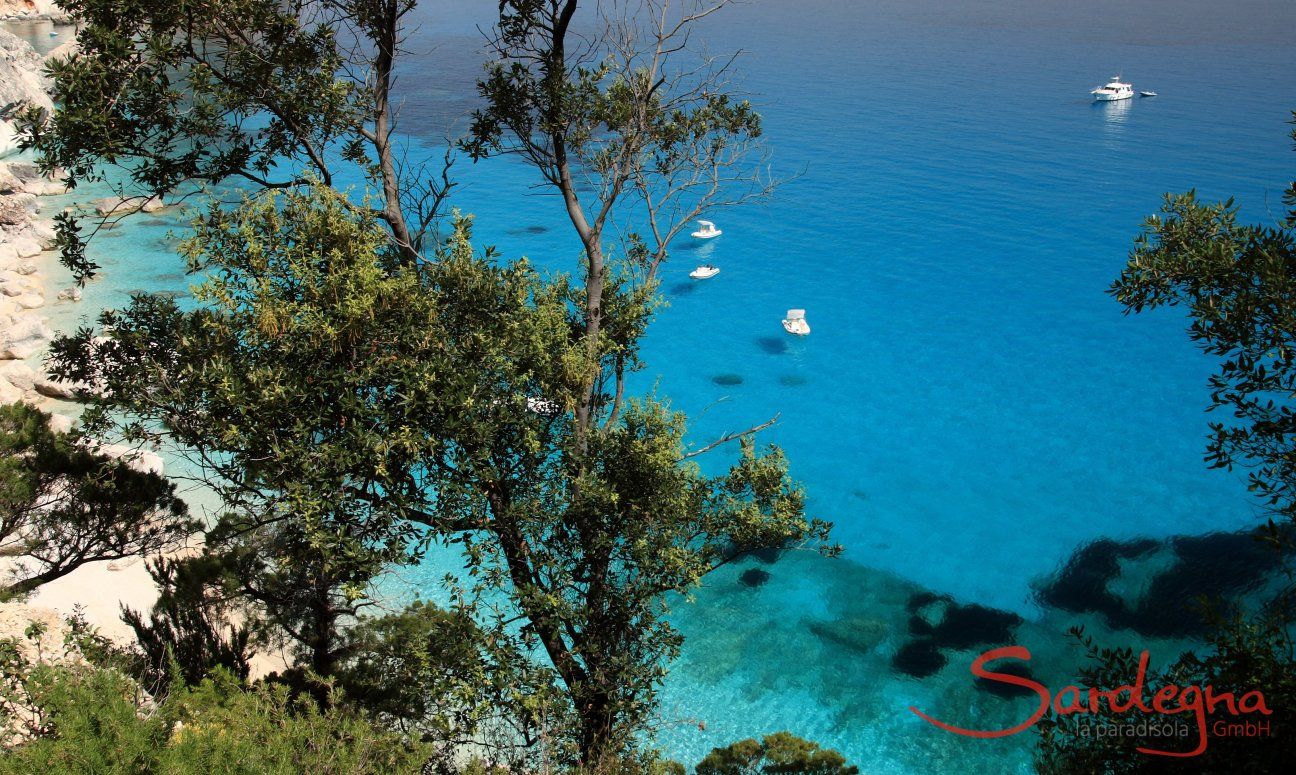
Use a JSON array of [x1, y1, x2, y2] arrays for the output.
[[756, 336, 789, 355], [892, 639, 947, 678], [1036, 530, 1283, 638], [930, 603, 1023, 650], [903, 593, 1020, 650], [778, 375, 808, 387], [668, 282, 696, 296], [711, 373, 743, 386], [508, 224, 549, 235], [739, 568, 771, 588], [750, 546, 783, 564]]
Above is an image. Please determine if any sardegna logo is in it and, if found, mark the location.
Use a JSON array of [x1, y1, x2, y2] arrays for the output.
[[909, 646, 1272, 757]]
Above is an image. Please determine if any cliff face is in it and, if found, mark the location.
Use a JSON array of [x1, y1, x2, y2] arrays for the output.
[[0, 1, 69, 22], [0, 26, 69, 404], [0, 28, 52, 112]]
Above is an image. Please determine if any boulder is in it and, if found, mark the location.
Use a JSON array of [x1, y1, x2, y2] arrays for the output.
[[14, 292, 42, 309], [95, 195, 165, 217], [56, 286, 81, 302], [2, 161, 46, 185], [43, 39, 78, 65], [0, 375, 21, 404], [3, 361, 36, 390], [0, 163, 19, 193], [87, 442, 165, 476], [8, 235, 40, 257], [46, 412, 74, 434], [33, 375, 83, 400], [13, 262, 35, 276], [0, 278, 27, 296], [0, 312, 51, 359], [0, 193, 34, 225]]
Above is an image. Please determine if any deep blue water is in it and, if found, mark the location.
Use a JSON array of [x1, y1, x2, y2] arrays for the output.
[[15, 1, 1296, 770]]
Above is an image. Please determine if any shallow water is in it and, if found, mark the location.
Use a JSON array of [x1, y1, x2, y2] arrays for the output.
[[11, 1, 1296, 770]]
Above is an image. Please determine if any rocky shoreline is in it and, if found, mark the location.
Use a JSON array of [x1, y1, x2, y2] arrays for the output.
[[1, 25, 78, 418]]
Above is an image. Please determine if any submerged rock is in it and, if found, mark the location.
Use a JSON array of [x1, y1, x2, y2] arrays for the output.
[[739, 568, 772, 587], [892, 639, 947, 678], [95, 195, 166, 217], [809, 615, 889, 654]]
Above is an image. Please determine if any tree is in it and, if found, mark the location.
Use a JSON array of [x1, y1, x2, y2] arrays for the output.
[[695, 732, 860, 775], [121, 556, 253, 690], [467, 0, 774, 437], [39, 1, 835, 766], [0, 402, 196, 599], [23, 0, 452, 267], [53, 186, 446, 698]]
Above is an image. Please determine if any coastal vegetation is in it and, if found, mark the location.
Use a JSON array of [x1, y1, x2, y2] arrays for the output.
[[3, 0, 847, 772]]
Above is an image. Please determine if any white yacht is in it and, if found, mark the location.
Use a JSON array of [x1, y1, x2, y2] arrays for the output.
[[782, 309, 810, 336], [1091, 77, 1134, 102], [689, 264, 720, 280], [1139, 90, 1157, 98], [691, 220, 722, 239]]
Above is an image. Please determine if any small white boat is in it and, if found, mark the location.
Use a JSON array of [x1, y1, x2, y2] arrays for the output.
[[782, 309, 810, 336], [1139, 90, 1157, 98], [689, 264, 720, 280], [1091, 77, 1134, 102], [691, 220, 722, 239]]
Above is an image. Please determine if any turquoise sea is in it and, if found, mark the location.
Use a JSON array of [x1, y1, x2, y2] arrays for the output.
[[11, 0, 1296, 771]]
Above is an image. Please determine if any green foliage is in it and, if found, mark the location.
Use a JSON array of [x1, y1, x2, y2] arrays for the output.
[[336, 600, 488, 734], [35, 1, 830, 765], [1035, 617, 1296, 773], [122, 557, 253, 690], [1110, 114, 1296, 528], [24, 0, 358, 193], [0, 401, 195, 599], [0, 665, 431, 774], [695, 732, 860, 775]]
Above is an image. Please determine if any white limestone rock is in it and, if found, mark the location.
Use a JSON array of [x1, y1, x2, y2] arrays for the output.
[[2, 362, 36, 390], [33, 375, 83, 400], [46, 412, 74, 435], [0, 312, 51, 359], [95, 195, 165, 217], [86, 442, 165, 476], [9, 235, 41, 257]]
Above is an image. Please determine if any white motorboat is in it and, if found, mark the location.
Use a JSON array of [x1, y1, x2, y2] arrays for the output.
[[691, 220, 722, 239], [782, 309, 810, 336], [1091, 77, 1134, 102], [1139, 90, 1157, 98], [689, 264, 720, 280]]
